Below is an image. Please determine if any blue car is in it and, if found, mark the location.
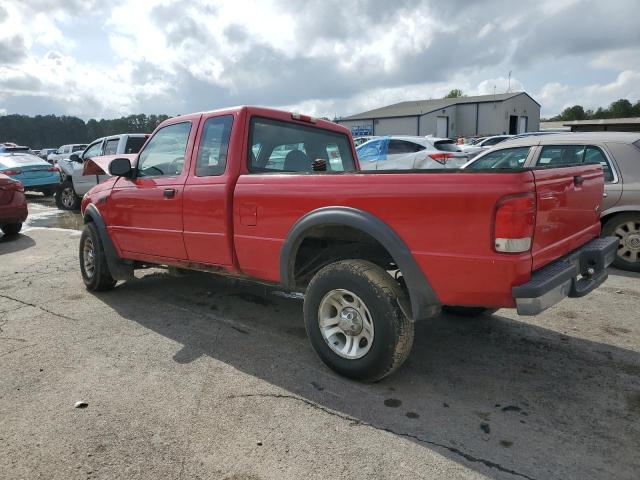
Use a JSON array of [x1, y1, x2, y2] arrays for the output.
[[0, 151, 60, 195]]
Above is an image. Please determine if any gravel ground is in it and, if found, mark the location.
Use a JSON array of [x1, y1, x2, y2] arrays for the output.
[[1, 196, 639, 480]]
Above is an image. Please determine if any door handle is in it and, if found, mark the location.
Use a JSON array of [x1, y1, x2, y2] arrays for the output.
[[603, 192, 608, 198], [574, 175, 584, 186], [164, 188, 176, 198]]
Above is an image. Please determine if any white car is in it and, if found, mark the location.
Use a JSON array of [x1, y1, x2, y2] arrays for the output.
[[356, 136, 468, 170], [459, 135, 513, 158]]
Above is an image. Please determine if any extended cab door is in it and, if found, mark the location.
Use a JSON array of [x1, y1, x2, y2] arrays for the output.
[[182, 113, 236, 266], [107, 118, 199, 259]]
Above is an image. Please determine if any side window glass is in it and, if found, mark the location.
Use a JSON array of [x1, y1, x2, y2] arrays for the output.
[[584, 146, 614, 182], [537, 145, 585, 167], [467, 147, 530, 169], [357, 138, 388, 163], [124, 136, 146, 154], [137, 122, 191, 177], [103, 139, 119, 155], [83, 142, 103, 160], [195, 115, 233, 177]]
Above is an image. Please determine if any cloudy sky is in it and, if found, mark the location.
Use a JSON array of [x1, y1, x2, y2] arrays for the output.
[[1, 0, 639, 120]]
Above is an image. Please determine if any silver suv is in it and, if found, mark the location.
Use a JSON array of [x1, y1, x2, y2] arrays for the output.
[[55, 134, 148, 210], [463, 132, 640, 271]]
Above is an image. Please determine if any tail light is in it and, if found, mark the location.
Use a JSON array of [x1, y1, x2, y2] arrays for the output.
[[429, 152, 455, 165], [1, 180, 25, 192], [291, 113, 317, 124], [13, 181, 25, 192], [48, 166, 59, 172], [1, 169, 22, 175], [494, 193, 536, 253]]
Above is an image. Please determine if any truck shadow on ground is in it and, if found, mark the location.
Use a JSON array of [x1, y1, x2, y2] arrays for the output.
[[95, 271, 640, 480], [0, 233, 36, 255]]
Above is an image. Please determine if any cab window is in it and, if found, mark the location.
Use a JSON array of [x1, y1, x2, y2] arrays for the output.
[[537, 145, 585, 166], [248, 117, 355, 173], [83, 141, 103, 160], [195, 115, 233, 176], [103, 139, 119, 155], [137, 122, 191, 177], [584, 146, 614, 182]]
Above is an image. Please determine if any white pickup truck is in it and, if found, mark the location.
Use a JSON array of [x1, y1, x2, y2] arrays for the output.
[[55, 133, 148, 210]]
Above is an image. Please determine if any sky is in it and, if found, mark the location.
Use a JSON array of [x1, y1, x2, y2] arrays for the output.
[[1, 0, 639, 120]]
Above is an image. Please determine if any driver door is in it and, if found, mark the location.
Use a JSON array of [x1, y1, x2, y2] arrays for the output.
[[108, 117, 200, 259]]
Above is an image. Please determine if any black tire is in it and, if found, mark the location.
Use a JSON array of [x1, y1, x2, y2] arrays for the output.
[[41, 187, 56, 197], [602, 213, 640, 272], [79, 223, 116, 291], [1, 223, 22, 236], [304, 260, 414, 382], [442, 306, 498, 317], [55, 181, 81, 210]]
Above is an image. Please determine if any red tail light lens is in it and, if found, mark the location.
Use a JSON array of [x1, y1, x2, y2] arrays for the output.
[[429, 152, 454, 165], [1, 169, 22, 175], [494, 193, 536, 253], [291, 113, 317, 123], [48, 166, 59, 172]]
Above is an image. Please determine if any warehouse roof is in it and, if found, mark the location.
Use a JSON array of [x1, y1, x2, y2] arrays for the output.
[[342, 92, 539, 120], [562, 117, 640, 126]]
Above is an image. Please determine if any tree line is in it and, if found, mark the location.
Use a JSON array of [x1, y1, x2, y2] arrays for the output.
[[0, 114, 171, 149], [547, 98, 640, 121]]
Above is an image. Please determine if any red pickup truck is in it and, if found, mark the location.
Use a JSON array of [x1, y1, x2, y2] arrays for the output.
[[79, 106, 617, 381]]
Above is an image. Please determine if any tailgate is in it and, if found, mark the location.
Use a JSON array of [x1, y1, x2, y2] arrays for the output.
[[531, 164, 604, 270]]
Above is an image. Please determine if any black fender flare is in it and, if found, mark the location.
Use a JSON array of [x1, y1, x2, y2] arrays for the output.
[[280, 206, 441, 321], [83, 204, 133, 280]]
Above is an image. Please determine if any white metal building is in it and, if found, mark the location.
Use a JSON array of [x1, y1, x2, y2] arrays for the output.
[[337, 92, 541, 138]]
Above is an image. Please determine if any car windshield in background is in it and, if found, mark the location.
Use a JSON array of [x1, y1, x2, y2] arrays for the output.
[[433, 140, 461, 152], [248, 117, 355, 173], [466, 147, 531, 169], [72, 145, 87, 152], [125, 136, 147, 154]]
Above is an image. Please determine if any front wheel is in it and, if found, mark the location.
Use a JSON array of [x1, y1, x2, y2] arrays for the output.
[[1, 223, 22, 236], [55, 181, 81, 210], [602, 213, 640, 272], [79, 223, 116, 291], [304, 260, 414, 382]]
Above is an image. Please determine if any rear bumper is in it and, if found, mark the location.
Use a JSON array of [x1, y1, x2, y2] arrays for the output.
[[512, 236, 618, 315], [0, 192, 28, 224]]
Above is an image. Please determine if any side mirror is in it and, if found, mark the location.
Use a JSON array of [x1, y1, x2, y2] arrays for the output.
[[69, 153, 81, 163], [109, 157, 134, 177]]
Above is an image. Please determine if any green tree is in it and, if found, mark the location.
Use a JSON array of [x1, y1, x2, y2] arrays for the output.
[[609, 98, 634, 118], [558, 105, 586, 121], [444, 89, 464, 98]]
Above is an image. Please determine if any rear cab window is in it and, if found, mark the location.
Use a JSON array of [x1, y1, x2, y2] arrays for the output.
[[125, 136, 147, 154], [248, 117, 355, 173]]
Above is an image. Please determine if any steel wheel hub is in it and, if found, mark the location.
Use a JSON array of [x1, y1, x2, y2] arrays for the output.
[[83, 237, 96, 278], [318, 289, 374, 360], [62, 188, 75, 207]]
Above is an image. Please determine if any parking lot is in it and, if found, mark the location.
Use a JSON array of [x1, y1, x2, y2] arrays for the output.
[[1, 194, 639, 480]]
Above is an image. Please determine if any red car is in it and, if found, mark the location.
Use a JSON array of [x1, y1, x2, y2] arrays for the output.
[[0, 173, 28, 236], [79, 106, 617, 381]]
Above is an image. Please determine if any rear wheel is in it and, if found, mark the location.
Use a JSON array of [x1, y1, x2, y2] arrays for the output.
[[602, 213, 640, 272], [1, 223, 22, 236], [304, 260, 413, 382], [55, 181, 80, 210], [79, 223, 116, 291]]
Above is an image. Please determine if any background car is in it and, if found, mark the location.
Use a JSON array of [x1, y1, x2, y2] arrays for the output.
[[39, 148, 59, 162], [459, 135, 513, 158], [356, 135, 468, 170], [55, 133, 148, 210], [47, 144, 88, 164], [463, 132, 640, 271], [0, 151, 60, 196], [0, 173, 27, 236]]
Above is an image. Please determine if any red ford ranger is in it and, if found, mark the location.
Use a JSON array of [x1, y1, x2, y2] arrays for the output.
[[79, 106, 617, 381]]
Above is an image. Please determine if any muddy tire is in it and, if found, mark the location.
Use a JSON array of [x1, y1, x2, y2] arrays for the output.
[[602, 213, 640, 272], [1, 223, 22, 236], [304, 259, 413, 382], [55, 181, 81, 210], [442, 306, 498, 317], [79, 223, 116, 291]]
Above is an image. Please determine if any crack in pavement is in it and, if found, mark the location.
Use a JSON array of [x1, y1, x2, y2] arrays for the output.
[[0, 343, 37, 358], [228, 393, 537, 480], [0, 294, 80, 323]]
